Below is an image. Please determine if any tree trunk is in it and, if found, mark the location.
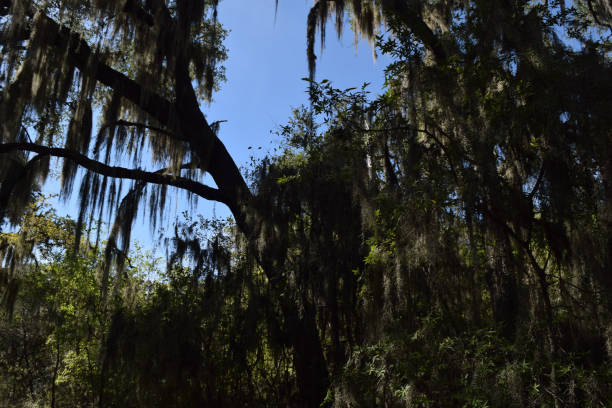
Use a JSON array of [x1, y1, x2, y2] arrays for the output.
[[289, 301, 329, 407], [173, 56, 330, 405]]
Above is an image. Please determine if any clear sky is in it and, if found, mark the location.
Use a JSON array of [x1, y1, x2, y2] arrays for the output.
[[208, 0, 390, 167], [56, 1, 393, 251]]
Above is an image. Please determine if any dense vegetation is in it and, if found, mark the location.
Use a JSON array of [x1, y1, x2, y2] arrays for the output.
[[1, 0, 611, 406]]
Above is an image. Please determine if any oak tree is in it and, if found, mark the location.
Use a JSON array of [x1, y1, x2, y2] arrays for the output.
[[2, 0, 612, 406]]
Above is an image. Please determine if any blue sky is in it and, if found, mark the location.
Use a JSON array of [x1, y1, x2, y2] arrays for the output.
[[208, 0, 390, 166], [57, 1, 392, 251]]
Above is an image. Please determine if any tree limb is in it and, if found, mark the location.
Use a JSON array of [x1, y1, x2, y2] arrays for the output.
[[0, 143, 229, 204], [40, 10, 250, 216], [99, 120, 175, 138], [45, 19, 180, 137], [381, 0, 447, 63], [3, 4, 253, 237], [122, 0, 155, 26]]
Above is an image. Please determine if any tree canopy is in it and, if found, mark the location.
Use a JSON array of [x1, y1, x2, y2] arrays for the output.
[[1, 0, 612, 407]]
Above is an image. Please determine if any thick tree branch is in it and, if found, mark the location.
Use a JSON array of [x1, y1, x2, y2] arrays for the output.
[[122, 0, 173, 29], [46, 20, 180, 137], [313, 0, 447, 64], [42, 11, 250, 216], [0, 4, 178, 139], [122, 0, 155, 26], [0, 143, 229, 204], [381, 0, 447, 63], [99, 120, 175, 138], [4, 4, 254, 238]]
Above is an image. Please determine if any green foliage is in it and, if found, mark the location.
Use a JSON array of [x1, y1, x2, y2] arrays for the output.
[[0, 200, 161, 407], [0, 200, 104, 407], [247, 8, 612, 398]]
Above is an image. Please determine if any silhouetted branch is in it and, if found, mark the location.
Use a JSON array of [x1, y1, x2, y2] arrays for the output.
[[0, 143, 229, 204]]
